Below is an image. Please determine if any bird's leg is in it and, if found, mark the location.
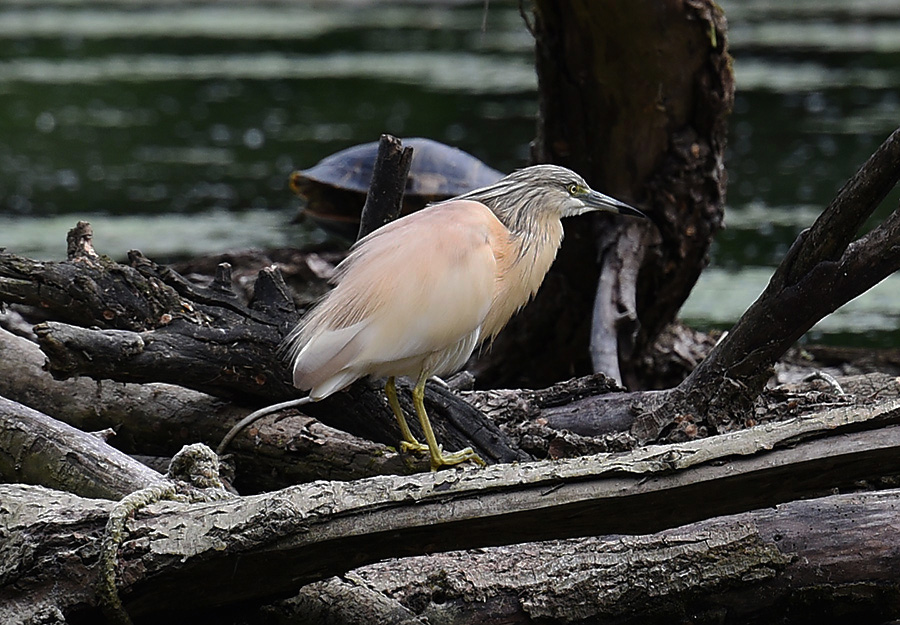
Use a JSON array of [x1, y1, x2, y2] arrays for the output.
[[411, 372, 486, 471], [385, 377, 428, 454]]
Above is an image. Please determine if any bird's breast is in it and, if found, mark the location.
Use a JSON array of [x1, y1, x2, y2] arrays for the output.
[[482, 217, 565, 340]]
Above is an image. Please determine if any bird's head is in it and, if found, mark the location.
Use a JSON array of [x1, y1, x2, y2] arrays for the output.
[[455, 164, 645, 233], [517, 164, 645, 220]]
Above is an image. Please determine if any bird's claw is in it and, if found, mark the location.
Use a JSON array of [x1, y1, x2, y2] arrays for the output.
[[400, 440, 430, 455], [430, 447, 486, 472]]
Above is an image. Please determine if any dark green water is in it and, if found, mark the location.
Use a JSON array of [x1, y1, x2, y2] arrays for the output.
[[1, 0, 898, 345]]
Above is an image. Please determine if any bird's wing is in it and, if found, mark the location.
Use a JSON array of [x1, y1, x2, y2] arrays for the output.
[[289, 200, 509, 397]]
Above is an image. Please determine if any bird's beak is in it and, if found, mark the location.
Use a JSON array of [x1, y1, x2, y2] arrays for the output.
[[584, 190, 647, 219]]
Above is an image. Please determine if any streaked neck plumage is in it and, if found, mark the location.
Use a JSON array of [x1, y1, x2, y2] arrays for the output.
[[453, 184, 566, 341]]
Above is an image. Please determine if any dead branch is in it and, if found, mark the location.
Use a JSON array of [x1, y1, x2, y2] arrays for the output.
[[0, 327, 425, 488], [639, 125, 900, 441], [541, 125, 900, 444], [357, 133, 414, 240], [0, 395, 165, 500]]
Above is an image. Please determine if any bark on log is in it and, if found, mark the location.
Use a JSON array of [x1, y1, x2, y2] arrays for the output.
[[294, 488, 900, 625], [0, 327, 417, 490], [0, 395, 166, 500], [3, 399, 898, 621], [29, 317, 524, 467]]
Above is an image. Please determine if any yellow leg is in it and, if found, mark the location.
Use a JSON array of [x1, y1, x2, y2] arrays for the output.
[[385, 377, 428, 454], [411, 372, 486, 471]]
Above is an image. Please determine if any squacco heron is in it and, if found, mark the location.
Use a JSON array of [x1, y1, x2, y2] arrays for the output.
[[279, 164, 645, 471]]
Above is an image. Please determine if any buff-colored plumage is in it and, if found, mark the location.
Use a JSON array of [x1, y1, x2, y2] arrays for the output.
[[282, 164, 644, 470], [287, 201, 503, 400]]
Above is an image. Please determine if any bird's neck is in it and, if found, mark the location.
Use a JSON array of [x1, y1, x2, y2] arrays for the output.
[[493, 202, 566, 298], [480, 212, 564, 341], [510, 211, 565, 289]]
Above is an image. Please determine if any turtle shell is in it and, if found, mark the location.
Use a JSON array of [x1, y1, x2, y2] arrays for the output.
[[290, 138, 503, 232]]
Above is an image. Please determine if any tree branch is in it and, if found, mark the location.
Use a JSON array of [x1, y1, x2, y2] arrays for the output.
[[0, 328, 419, 490], [778, 126, 900, 286], [630, 125, 900, 442], [0, 395, 166, 500]]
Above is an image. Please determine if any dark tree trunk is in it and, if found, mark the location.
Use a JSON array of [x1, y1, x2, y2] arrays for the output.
[[473, 0, 733, 390]]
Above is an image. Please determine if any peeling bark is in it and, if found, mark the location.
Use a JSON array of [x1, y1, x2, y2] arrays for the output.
[[0, 395, 166, 500], [320, 489, 900, 625]]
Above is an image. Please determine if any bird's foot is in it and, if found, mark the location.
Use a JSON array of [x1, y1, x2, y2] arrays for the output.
[[430, 446, 486, 472], [400, 440, 430, 455]]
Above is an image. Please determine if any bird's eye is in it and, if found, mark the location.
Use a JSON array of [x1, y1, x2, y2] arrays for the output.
[[567, 183, 580, 195]]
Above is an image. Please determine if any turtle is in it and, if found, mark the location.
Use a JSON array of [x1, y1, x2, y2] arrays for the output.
[[289, 137, 504, 235]]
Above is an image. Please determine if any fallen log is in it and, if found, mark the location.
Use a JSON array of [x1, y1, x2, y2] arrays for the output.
[[0, 395, 165, 500], [3, 398, 899, 621], [0, 328, 417, 489], [297, 488, 900, 625]]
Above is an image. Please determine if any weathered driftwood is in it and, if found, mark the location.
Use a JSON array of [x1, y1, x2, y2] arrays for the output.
[[3, 399, 899, 621], [462, 373, 641, 458], [0, 322, 639, 492], [0, 395, 166, 500], [0, 314, 634, 485], [2, 322, 865, 496], [286, 488, 900, 625], [0, 327, 420, 490], [0, 222, 188, 332]]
